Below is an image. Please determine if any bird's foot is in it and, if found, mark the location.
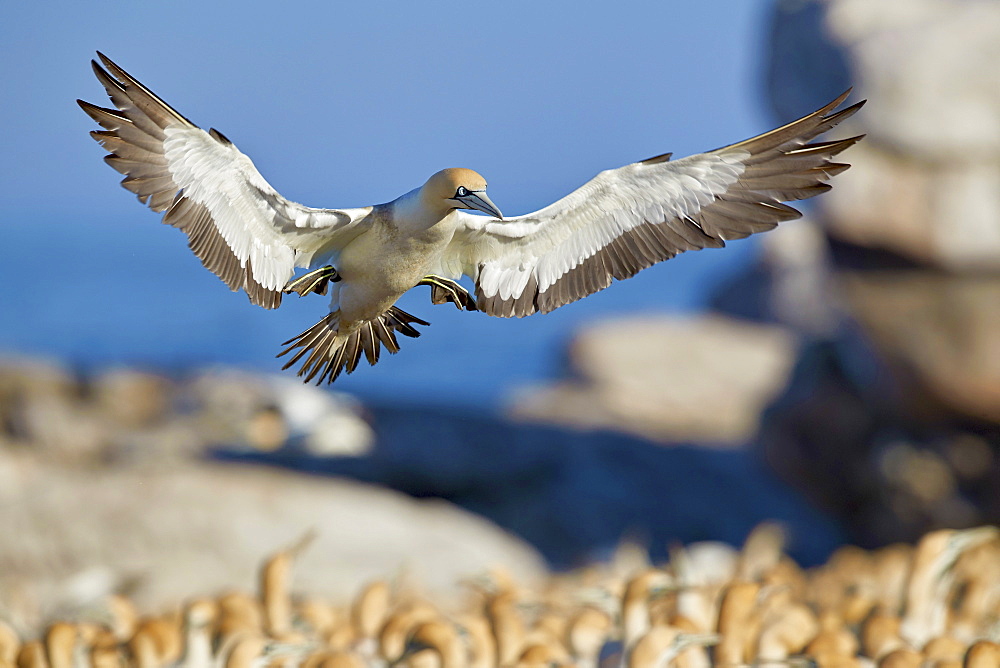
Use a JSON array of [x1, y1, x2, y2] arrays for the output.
[[283, 266, 341, 297], [419, 275, 478, 311]]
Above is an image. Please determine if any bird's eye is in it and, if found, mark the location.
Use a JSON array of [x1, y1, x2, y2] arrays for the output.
[[456, 186, 468, 197]]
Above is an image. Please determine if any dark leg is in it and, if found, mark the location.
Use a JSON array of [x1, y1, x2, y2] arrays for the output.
[[283, 266, 341, 297], [418, 275, 478, 311]]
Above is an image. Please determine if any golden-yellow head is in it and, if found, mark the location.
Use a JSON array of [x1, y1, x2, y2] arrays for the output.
[[423, 168, 503, 219]]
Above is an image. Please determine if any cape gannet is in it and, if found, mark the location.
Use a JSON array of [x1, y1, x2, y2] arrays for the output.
[[79, 53, 865, 384]]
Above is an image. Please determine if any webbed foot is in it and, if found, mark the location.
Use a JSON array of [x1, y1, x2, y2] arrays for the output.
[[419, 275, 478, 311], [283, 266, 341, 297]]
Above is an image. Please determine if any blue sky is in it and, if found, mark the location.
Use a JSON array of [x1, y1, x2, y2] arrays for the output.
[[1, 2, 772, 219], [0, 1, 784, 406]]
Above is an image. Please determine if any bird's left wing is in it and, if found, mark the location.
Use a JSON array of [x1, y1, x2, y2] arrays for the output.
[[79, 53, 370, 310], [442, 92, 864, 317]]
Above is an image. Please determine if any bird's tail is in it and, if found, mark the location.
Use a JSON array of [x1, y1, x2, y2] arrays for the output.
[[277, 306, 430, 384]]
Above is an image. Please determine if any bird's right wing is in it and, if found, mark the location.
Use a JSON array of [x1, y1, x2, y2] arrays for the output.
[[79, 52, 370, 309]]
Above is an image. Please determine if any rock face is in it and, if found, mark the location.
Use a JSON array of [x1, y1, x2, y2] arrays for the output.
[[737, 0, 1000, 549], [509, 315, 798, 446], [763, 0, 1000, 427], [0, 454, 546, 631], [767, 0, 1000, 271], [840, 271, 1000, 425]]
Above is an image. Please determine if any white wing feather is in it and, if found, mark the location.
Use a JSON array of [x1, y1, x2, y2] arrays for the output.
[[80, 53, 369, 309], [442, 91, 864, 318]]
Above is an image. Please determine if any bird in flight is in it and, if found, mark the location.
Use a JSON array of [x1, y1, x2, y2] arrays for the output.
[[80, 53, 864, 384]]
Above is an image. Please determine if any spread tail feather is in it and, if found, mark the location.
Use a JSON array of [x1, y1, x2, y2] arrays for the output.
[[277, 307, 430, 384]]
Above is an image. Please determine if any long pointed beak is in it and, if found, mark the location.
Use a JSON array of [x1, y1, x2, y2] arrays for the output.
[[457, 191, 503, 220]]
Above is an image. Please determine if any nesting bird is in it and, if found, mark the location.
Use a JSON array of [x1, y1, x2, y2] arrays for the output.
[[78, 53, 866, 383], [7, 524, 1000, 668]]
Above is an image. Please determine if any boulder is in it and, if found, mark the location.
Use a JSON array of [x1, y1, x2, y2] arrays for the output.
[[509, 315, 798, 445], [0, 454, 545, 630], [767, 0, 1000, 270], [762, 0, 1000, 427], [840, 271, 1000, 424]]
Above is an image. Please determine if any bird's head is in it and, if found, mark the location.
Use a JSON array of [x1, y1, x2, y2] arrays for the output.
[[423, 168, 503, 219]]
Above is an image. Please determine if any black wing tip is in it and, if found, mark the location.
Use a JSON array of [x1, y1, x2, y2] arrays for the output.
[[93, 52, 138, 92], [77, 98, 127, 121], [90, 58, 115, 84], [209, 128, 233, 146], [95, 51, 118, 73], [827, 87, 864, 108], [836, 133, 866, 152], [93, 52, 131, 90], [830, 87, 852, 106], [87, 50, 197, 129], [826, 98, 867, 123], [820, 88, 866, 126], [639, 151, 674, 166]]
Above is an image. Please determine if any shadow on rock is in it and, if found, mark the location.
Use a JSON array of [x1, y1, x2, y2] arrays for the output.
[[754, 275, 1000, 549]]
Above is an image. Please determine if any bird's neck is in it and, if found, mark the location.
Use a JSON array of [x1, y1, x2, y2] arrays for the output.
[[392, 187, 456, 231]]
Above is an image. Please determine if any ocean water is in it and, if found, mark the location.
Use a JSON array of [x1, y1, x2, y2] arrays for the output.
[[1, 215, 758, 410], [1, 0, 777, 411]]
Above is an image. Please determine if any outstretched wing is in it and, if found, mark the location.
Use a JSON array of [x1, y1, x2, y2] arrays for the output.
[[442, 91, 864, 318], [79, 52, 370, 309]]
